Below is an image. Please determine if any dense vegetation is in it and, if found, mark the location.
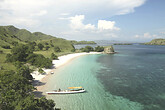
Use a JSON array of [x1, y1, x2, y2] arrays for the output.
[[94, 46, 104, 52], [0, 25, 75, 71], [0, 25, 106, 109], [6, 44, 52, 68], [70, 40, 96, 45], [80, 46, 104, 53], [0, 65, 56, 110], [145, 39, 165, 45], [0, 25, 78, 109]]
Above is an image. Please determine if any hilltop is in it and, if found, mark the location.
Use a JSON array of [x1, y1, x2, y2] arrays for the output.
[[145, 39, 165, 45], [0, 25, 53, 41]]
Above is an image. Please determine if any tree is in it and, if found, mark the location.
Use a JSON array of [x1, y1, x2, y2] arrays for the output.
[[95, 46, 104, 52], [1, 45, 11, 49], [0, 50, 3, 54], [54, 46, 61, 52], [17, 65, 33, 80], [38, 43, 44, 50], [38, 68, 45, 74], [45, 46, 50, 50], [51, 53, 58, 60], [0, 71, 34, 109], [82, 46, 94, 52], [15, 96, 55, 110], [0, 70, 56, 110], [27, 42, 36, 51], [6, 45, 31, 62], [11, 41, 18, 46], [71, 44, 75, 52], [26, 54, 52, 68]]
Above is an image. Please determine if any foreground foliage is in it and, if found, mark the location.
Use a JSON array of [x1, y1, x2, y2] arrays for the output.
[[80, 46, 104, 53], [0, 65, 56, 110]]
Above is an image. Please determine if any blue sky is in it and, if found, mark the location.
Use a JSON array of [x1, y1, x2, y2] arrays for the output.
[[0, 0, 164, 42], [109, 0, 165, 41]]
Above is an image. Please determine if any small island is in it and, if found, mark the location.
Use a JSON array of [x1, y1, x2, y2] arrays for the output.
[[144, 39, 165, 45], [70, 40, 97, 45], [113, 43, 132, 45]]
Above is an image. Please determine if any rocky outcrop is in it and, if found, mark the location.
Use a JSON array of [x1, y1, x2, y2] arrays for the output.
[[104, 46, 115, 54]]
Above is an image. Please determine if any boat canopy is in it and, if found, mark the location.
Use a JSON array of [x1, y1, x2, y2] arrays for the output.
[[68, 87, 83, 89]]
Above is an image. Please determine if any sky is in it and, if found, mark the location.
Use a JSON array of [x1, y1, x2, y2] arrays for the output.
[[0, 0, 165, 42]]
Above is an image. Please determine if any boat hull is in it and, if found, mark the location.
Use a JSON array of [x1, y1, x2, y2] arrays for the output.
[[46, 90, 86, 94]]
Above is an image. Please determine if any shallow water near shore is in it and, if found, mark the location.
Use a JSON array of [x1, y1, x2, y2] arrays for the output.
[[42, 45, 165, 110]]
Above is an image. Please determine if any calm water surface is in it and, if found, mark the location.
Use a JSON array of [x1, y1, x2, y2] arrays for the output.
[[42, 45, 165, 110]]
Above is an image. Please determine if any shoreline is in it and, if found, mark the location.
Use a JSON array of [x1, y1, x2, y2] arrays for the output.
[[31, 52, 102, 92]]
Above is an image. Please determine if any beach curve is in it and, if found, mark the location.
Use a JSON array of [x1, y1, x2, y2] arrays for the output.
[[31, 52, 102, 91]]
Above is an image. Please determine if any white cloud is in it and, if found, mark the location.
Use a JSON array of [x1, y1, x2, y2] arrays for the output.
[[160, 32, 165, 34], [70, 15, 95, 30], [134, 33, 160, 39], [66, 15, 120, 40], [0, 0, 146, 40], [60, 13, 70, 16], [69, 15, 120, 31], [98, 20, 120, 31], [31, 10, 47, 16]]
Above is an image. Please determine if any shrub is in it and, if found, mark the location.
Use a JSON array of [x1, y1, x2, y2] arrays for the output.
[[54, 46, 61, 52], [26, 54, 52, 68], [1, 45, 11, 49], [38, 68, 45, 74], [11, 41, 18, 46], [38, 43, 44, 50], [95, 46, 104, 52], [82, 46, 94, 53], [45, 46, 50, 50], [51, 53, 58, 60], [0, 50, 3, 54]]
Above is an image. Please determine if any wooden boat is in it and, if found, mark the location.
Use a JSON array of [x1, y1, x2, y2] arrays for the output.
[[46, 87, 85, 94]]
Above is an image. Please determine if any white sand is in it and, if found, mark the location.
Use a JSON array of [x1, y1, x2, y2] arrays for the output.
[[31, 52, 101, 81]]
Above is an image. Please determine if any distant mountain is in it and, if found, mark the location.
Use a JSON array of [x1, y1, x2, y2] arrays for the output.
[[145, 39, 165, 45], [0, 25, 75, 49], [70, 40, 96, 45], [1, 25, 53, 41], [0, 26, 24, 47]]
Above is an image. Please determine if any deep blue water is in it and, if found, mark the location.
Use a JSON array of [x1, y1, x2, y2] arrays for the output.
[[97, 45, 165, 110]]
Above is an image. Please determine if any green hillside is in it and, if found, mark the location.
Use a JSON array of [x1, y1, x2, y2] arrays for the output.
[[0, 25, 75, 72], [1, 25, 53, 41], [145, 39, 165, 45]]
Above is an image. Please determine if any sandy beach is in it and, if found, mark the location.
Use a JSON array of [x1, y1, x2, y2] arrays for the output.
[[31, 52, 102, 90]]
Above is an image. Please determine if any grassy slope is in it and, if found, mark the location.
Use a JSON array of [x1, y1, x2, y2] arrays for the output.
[[145, 39, 165, 45], [35, 38, 74, 58], [0, 25, 74, 72], [0, 48, 16, 72]]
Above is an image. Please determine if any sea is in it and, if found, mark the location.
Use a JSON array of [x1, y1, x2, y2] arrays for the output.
[[41, 44, 165, 110]]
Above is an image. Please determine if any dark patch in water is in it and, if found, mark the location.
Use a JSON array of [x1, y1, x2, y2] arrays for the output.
[[97, 45, 165, 110]]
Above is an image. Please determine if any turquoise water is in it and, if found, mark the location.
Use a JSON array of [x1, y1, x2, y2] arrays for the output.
[[42, 54, 143, 110], [41, 45, 165, 110]]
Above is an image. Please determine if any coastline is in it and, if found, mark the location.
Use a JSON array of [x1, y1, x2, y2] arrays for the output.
[[32, 52, 102, 92]]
